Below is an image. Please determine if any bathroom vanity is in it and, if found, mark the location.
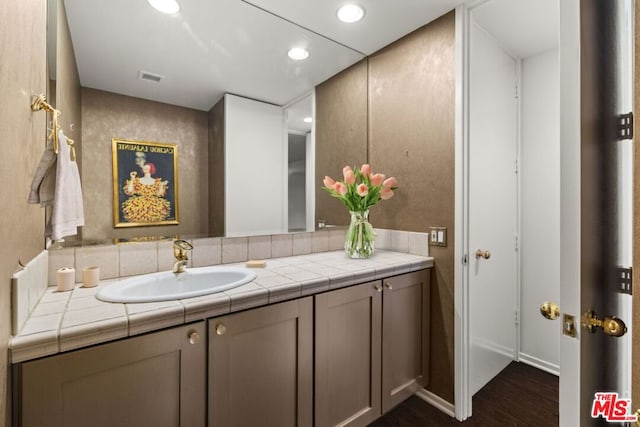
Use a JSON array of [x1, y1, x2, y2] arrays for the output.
[[12, 251, 432, 427]]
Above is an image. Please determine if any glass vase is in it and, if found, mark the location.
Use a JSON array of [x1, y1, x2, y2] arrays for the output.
[[344, 210, 375, 258]]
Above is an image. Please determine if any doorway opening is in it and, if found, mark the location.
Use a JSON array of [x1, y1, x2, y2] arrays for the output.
[[456, 0, 561, 420], [284, 92, 315, 233]]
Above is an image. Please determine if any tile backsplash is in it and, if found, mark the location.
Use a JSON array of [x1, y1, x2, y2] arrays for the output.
[[46, 229, 429, 288], [11, 250, 49, 335], [13, 228, 429, 337], [47, 227, 429, 286]]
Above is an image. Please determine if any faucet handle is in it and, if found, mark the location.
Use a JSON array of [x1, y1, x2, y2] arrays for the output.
[[173, 239, 193, 261], [174, 239, 193, 251]]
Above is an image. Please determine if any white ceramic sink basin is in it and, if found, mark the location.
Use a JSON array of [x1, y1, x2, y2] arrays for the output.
[[96, 266, 257, 303]]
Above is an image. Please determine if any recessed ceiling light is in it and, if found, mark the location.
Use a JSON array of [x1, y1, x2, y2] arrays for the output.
[[303, 117, 313, 123], [148, 0, 180, 14], [288, 47, 309, 60], [337, 4, 365, 23]]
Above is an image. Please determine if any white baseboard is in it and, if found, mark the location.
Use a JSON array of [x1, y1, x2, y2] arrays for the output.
[[472, 337, 515, 359], [518, 352, 559, 376], [414, 389, 456, 418]]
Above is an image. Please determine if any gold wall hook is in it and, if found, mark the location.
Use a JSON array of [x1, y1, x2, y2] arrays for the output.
[[67, 138, 76, 162], [30, 94, 49, 112], [31, 94, 60, 154]]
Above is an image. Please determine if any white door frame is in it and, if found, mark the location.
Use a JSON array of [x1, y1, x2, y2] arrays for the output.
[[454, 4, 471, 420], [558, 0, 581, 423]]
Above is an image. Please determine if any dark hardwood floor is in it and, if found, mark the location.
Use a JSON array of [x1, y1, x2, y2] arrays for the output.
[[370, 362, 559, 426]]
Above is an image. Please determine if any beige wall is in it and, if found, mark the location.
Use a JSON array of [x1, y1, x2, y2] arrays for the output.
[[369, 12, 456, 403], [315, 11, 456, 403], [0, 0, 48, 423], [81, 88, 209, 241], [315, 59, 369, 227]]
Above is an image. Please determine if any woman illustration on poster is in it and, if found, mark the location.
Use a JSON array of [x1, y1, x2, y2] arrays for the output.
[[122, 152, 171, 223]]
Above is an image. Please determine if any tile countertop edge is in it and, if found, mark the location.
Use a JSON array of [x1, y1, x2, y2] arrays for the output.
[[9, 250, 434, 363]]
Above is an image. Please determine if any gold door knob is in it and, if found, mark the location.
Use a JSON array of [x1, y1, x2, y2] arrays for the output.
[[188, 331, 200, 345], [540, 302, 560, 320], [216, 323, 227, 336], [475, 249, 491, 259], [582, 309, 627, 337]]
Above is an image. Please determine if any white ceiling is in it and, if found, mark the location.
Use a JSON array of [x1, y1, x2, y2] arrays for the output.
[[471, 0, 559, 59], [63, 0, 558, 112], [243, 0, 465, 55], [62, 0, 464, 111]]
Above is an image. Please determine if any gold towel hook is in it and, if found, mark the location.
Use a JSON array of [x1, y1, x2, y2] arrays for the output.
[[31, 94, 60, 154], [66, 137, 76, 162]]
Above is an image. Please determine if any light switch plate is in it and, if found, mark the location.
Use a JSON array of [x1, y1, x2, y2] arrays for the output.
[[429, 226, 447, 247]]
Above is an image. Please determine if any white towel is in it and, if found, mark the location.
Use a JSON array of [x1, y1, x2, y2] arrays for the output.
[[28, 140, 56, 206], [46, 130, 85, 240]]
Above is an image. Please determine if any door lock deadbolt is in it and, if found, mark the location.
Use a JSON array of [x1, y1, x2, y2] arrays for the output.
[[582, 309, 627, 337]]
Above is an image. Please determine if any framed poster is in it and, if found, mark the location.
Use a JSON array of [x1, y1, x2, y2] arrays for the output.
[[112, 138, 179, 227]]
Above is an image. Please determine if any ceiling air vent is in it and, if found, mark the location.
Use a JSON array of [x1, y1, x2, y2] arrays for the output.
[[138, 70, 164, 83]]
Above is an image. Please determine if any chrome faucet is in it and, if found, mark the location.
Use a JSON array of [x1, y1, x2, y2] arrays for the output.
[[173, 239, 193, 273]]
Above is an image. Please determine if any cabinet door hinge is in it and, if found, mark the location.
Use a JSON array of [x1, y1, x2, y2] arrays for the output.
[[514, 309, 520, 326]]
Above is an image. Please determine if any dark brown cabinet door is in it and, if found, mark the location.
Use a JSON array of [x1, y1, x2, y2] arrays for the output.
[[315, 270, 430, 426], [315, 281, 383, 427], [208, 297, 313, 427], [382, 269, 430, 412], [18, 322, 206, 427]]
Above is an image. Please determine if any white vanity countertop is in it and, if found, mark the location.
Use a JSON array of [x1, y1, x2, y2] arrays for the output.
[[10, 250, 433, 363]]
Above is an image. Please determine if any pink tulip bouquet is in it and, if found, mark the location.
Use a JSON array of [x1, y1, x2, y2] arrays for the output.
[[323, 164, 398, 258]]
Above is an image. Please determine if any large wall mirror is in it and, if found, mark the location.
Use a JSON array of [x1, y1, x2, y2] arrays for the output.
[[48, 0, 459, 246], [47, 0, 365, 245]]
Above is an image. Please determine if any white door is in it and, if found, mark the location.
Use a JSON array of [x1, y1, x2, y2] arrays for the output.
[[468, 19, 519, 397], [559, 0, 634, 425]]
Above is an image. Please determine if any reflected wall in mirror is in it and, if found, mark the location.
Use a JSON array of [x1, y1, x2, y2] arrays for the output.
[[208, 92, 315, 238], [81, 87, 210, 242]]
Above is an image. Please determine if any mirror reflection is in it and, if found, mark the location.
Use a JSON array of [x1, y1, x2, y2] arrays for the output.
[[286, 94, 313, 233], [49, 0, 364, 245]]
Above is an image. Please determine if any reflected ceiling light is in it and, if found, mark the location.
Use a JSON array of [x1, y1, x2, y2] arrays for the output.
[[147, 0, 180, 14], [337, 4, 365, 23], [288, 47, 310, 60], [303, 117, 313, 123]]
